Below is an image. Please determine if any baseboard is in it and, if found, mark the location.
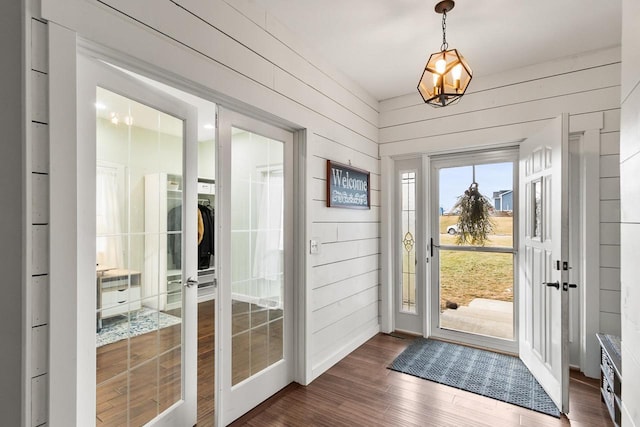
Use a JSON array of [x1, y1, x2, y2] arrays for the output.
[[310, 324, 380, 381]]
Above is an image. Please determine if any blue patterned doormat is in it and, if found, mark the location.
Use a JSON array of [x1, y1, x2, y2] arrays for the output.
[[389, 338, 560, 418], [96, 308, 181, 347]]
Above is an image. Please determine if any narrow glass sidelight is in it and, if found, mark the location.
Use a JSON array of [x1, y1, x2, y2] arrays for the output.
[[400, 171, 417, 313]]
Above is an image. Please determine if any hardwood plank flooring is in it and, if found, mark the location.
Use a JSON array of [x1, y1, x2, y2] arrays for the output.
[[230, 333, 614, 427], [97, 314, 612, 427], [96, 300, 216, 427], [198, 299, 216, 427]]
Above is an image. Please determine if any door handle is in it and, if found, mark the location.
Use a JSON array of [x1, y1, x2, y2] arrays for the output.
[[430, 237, 440, 257], [562, 282, 577, 291], [184, 276, 198, 288], [543, 281, 560, 289]]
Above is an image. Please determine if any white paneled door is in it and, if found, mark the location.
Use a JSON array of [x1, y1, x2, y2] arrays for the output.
[[518, 114, 570, 412], [216, 108, 294, 425]]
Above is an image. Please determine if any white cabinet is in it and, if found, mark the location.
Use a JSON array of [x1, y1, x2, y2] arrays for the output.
[[96, 269, 142, 328], [597, 334, 622, 426]]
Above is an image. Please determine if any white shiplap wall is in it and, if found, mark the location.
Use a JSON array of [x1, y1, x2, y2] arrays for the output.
[[35, 0, 381, 423], [30, 4, 51, 427], [308, 133, 380, 376], [600, 120, 622, 336], [379, 47, 622, 373], [620, 0, 640, 424]]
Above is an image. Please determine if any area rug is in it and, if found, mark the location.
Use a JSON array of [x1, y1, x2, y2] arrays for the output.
[[96, 308, 181, 347], [389, 338, 560, 418]]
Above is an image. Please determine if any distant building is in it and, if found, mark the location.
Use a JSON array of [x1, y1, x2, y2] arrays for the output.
[[493, 190, 513, 211]]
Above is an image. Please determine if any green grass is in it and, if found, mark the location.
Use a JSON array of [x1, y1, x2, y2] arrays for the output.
[[439, 250, 513, 311], [439, 215, 514, 310], [400, 215, 515, 311]]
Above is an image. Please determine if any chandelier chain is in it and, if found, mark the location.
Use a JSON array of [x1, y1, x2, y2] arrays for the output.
[[440, 9, 448, 51]]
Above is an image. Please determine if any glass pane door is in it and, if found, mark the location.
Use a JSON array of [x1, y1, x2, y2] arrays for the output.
[[217, 108, 293, 425], [431, 152, 517, 351], [230, 128, 285, 385], [90, 60, 198, 426]]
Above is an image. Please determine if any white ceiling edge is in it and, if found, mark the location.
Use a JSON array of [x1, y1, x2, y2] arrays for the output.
[[252, 0, 622, 101]]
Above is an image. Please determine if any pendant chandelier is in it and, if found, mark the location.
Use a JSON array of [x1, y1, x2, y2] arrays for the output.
[[417, 0, 472, 107]]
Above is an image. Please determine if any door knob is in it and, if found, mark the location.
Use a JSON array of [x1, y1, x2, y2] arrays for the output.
[[184, 276, 198, 288], [562, 282, 578, 291], [543, 281, 560, 289]]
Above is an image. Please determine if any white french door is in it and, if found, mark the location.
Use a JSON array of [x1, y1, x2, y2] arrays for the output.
[[79, 55, 198, 426], [216, 107, 294, 425], [518, 114, 570, 412]]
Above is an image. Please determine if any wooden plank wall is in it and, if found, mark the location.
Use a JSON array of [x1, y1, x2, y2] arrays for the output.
[[29, 1, 51, 425], [620, 0, 640, 423], [379, 47, 622, 352]]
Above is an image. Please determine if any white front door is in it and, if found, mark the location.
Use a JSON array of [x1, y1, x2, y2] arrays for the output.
[[518, 114, 570, 412], [216, 108, 294, 425], [394, 158, 425, 335], [80, 56, 198, 426]]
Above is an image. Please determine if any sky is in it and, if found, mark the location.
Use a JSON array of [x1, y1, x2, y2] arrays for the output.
[[439, 162, 513, 213]]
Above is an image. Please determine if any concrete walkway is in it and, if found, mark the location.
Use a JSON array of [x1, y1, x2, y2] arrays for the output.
[[440, 298, 514, 340]]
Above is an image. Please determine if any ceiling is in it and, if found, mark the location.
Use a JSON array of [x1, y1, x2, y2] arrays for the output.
[[253, 0, 622, 101]]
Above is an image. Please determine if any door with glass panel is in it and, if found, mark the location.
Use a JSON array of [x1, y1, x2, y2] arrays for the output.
[[394, 158, 425, 334], [85, 57, 198, 426], [217, 108, 294, 424], [429, 150, 518, 353]]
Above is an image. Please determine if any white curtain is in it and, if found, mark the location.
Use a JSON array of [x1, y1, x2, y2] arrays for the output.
[[252, 171, 284, 282], [96, 165, 124, 268]]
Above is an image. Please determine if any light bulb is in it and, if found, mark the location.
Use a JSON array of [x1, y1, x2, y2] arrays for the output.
[[435, 58, 447, 75], [452, 63, 462, 80], [452, 63, 462, 90], [432, 73, 439, 86]]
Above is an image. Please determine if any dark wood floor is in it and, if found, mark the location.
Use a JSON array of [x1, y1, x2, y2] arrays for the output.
[[198, 299, 215, 427], [96, 300, 216, 427], [231, 333, 614, 427], [97, 310, 613, 427]]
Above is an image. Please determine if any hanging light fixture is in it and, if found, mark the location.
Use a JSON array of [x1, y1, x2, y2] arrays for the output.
[[417, 0, 472, 107]]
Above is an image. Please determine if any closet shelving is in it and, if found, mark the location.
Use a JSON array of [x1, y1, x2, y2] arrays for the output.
[[145, 173, 216, 311], [196, 177, 216, 303]]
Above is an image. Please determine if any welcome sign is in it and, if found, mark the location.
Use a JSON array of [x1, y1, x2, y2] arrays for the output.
[[326, 160, 370, 209]]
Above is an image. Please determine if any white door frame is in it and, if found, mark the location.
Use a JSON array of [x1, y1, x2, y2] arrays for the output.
[[51, 48, 199, 424], [380, 120, 603, 378]]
